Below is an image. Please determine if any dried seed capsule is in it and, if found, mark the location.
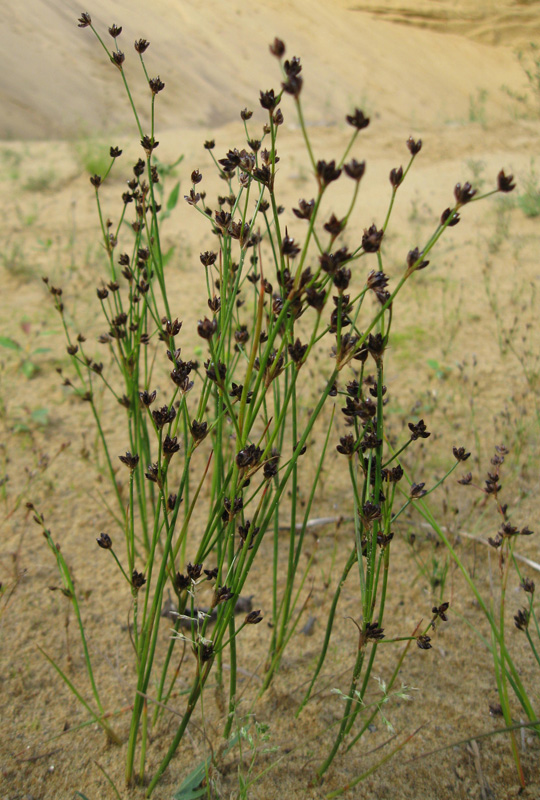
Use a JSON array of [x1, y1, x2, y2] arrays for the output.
[[96, 533, 112, 549]]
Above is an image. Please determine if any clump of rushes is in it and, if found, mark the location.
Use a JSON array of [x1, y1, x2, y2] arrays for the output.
[[400, 443, 539, 788], [40, 16, 519, 796]]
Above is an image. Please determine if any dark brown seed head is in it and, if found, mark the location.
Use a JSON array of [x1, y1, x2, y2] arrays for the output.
[[245, 609, 263, 624], [408, 419, 431, 440], [269, 37, 286, 58], [361, 432, 382, 450], [333, 267, 351, 292], [149, 76, 165, 95], [145, 462, 159, 483], [281, 234, 301, 258], [259, 89, 278, 110], [96, 533, 112, 549], [111, 51, 125, 69], [161, 317, 182, 336], [514, 608, 530, 631], [454, 181, 477, 206], [263, 449, 280, 479], [344, 159, 366, 181], [167, 493, 179, 511], [282, 70, 303, 97], [389, 166, 403, 188], [133, 158, 145, 177], [306, 286, 326, 312], [78, 12, 92, 27], [196, 641, 214, 663], [521, 578, 535, 594], [134, 39, 150, 53], [191, 420, 208, 443], [234, 326, 249, 345], [406, 137, 422, 156], [406, 247, 429, 272], [441, 208, 460, 227], [410, 482, 427, 499], [197, 317, 217, 340], [293, 198, 315, 221], [139, 389, 157, 407], [316, 160, 341, 187], [163, 434, 180, 458], [367, 270, 389, 293], [362, 224, 384, 253], [110, 146, 122, 158], [453, 446, 471, 462], [432, 601, 450, 621], [141, 135, 159, 154], [204, 139, 215, 150], [119, 451, 139, 471], [346, 108, 370, 130], [388, 465, 404, 483], [288, 338, 308, 365], [187, 562, 203, 581], [236, 443, 262, 470], [364, 621, 385, 642], [132, 570, 146, 590], [200, 251, 217, 267], [324, 214, 345, 237], [212, 585, 233, 607], [417, 635, 432, 650], [367, 332, 386, 362], [240, 107, 253, 120], [221, 495, 243, 522], [337, 434, 356, 457], [208, 296, 221, 313], [214, 210, 231, 231], [497, 169, 515, 193], [108, 24, 122, 38], [151, 404, 176, 429], [204, 359, 226, 384], [175, 572, 190, 590]]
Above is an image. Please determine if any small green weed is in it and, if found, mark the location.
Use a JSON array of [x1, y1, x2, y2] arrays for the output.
[[0, 321, 53, 379], [468, 89, 488, 126], [23, 168, 58, 193], [517, 159, 540, 217], [74, 138, 113, 177]]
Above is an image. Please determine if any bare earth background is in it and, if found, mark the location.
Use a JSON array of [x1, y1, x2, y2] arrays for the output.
[[1, 1, 540, 799]]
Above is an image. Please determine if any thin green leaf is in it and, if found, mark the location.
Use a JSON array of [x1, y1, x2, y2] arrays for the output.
[[31, 408, 49, 425], [0, 336, 21, 351], [166, 181, 181, 212], [173, 759, 211, 799], [21, 361, 37, 378], [162, 245, 176, 267]]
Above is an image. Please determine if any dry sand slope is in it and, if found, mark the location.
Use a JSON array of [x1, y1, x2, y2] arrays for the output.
[[0, 0, 534, 139]]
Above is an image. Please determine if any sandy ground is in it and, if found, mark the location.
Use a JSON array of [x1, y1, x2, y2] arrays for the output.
[[1, 2, 540, 799]]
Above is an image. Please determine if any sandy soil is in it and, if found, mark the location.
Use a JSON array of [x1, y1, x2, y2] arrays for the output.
[[1, 2, 540, 799]]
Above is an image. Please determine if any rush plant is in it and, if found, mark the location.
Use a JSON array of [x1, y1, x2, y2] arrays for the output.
[[36, 11, 521, 796]]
